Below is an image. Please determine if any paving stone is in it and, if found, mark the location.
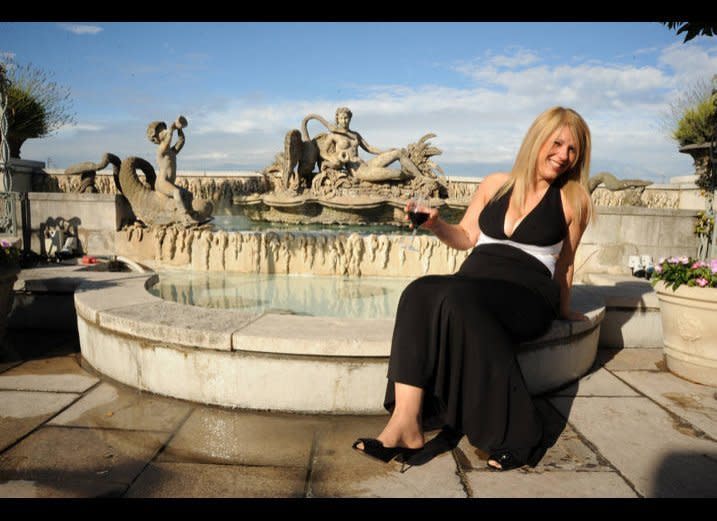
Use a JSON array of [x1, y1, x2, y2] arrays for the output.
[[465, 470, 637, 498], [596, 348, 665, 372], [618, 371, 717, 440], [0, 356, 99, 393], [159, 407, 324, 468], [49, 382, 192, 432], [456, 399, 608, 472], [124, 462, 306, 498], [0, 478, 124, 498], [0, 426, 169, 486], [549, 367, 640, 397], [0, 391, 79, 451], [309, 415, 465, 498], [551, 396, 717, 497]]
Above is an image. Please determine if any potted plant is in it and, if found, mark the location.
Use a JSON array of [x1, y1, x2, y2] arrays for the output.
[[651, 256, 717, 386], [0, 238, 21, 342]]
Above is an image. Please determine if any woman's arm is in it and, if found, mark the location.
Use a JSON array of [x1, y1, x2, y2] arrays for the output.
[[554, 187, 591, 320], [422, 173, 508, 251]]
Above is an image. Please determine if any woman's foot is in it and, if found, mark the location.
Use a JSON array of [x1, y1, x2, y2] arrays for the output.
[[487, 451, 525, 471], [353, 412, 424, 456]]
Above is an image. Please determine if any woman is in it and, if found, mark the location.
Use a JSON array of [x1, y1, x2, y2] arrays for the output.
[[353, 106, 593, 471]]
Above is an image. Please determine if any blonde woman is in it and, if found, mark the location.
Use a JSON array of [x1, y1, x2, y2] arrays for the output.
[[353, 107, 593, 471]]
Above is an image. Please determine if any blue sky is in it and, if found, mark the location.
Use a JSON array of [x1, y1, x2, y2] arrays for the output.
[[2, 21, 716, 182]]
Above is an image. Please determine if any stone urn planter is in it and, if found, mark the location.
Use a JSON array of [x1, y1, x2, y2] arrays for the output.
[[0, 266, 19, 342], [654, 281, 717, 386]]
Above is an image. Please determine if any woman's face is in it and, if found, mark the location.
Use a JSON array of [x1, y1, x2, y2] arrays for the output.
[[536, 125, 577, 182]]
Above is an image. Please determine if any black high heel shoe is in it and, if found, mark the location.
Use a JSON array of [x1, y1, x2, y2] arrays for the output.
[[487, 451, 525, 471], [352, 438, 422, 463]]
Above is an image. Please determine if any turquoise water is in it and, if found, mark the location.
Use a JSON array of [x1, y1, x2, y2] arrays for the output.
[[148, 271, 414, 319]]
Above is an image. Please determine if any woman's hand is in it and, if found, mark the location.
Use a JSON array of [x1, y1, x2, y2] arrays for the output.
[[403, 203, 439, 230], [561, 310, 589, 321]]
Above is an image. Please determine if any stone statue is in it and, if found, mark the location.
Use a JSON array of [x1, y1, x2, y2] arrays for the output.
[[264, 107, 444, 194], [587, 172, 652, 194], [65, 153, 121, 193], [311, 107, 424, 182], [114, 116, 212, 227]]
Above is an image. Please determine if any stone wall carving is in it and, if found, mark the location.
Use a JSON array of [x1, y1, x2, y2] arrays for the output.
[[116, 227, 472, 279]]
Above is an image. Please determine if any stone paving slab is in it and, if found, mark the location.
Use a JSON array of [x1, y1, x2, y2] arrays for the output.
[[0, 478, 125, 498], [456, 399, 608, 472], [596, 348, 665, 372], [158, 407, 324, 468], [617, 371, 717, 440], [309, 415, 466, 498], [0, 391, 79, 452], [124, 462, 306, 498], [49, 382, 193, 433], [0, 355, 99, 393], [465, 470, 637, 498], [550, 396, 717, 497], [550, 367, 641, 397], [0, 426, 169, 486]]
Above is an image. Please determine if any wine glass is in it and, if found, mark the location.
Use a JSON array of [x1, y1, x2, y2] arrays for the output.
[[401, 195, 431, 253]]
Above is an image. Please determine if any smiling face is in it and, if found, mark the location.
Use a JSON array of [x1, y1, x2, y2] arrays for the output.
[[536, 125, 578, 183]]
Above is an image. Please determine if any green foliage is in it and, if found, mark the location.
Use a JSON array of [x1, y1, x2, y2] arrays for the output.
[[662, 22, 717, 43], [673, 93, 717, 146], [0, 60, 75, 157]]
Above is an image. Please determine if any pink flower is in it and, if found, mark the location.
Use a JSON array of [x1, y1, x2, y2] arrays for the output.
[[679, 256, 690, 265], [668, 256, 679, 264], [711, 259, 717, 274], [0, 240, 10, 248], [658, 257, 666, 264], [692, 261, 708, 269], [696, 277, 709, 287], [655, 264, 663, 274]]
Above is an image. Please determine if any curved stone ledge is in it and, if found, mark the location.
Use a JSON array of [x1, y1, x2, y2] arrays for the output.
[[75, 274, 604, 413]]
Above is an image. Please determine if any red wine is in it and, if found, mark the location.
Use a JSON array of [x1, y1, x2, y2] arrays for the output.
[[409, 211, 429, 227]]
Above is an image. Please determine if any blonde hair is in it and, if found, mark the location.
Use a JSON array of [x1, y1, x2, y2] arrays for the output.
[[493, 106, 593, 225]]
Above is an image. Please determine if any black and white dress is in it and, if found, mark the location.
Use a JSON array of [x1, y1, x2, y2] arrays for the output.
[[384, 180, 568, 463]]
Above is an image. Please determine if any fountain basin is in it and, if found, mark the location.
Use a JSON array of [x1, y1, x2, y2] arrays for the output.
[[75, 272, 604, 413]]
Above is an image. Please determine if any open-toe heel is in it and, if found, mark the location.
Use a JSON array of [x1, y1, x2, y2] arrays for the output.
[[352, 438, 421, 464], [487, 451, 525, 472]]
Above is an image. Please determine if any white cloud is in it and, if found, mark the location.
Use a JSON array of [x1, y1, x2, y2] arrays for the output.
[[22, 43, 712, 182], [58, 23, 103, 35]]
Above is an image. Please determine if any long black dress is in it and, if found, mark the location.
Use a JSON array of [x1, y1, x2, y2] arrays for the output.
[[384, 181, 568, 464]]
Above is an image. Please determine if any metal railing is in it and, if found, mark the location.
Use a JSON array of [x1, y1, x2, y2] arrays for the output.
[[0, 63, 17, 236]]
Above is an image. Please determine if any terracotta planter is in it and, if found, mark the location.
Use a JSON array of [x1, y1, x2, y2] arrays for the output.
[[0, 266, 19, 342], [654, 281, 717, 386]]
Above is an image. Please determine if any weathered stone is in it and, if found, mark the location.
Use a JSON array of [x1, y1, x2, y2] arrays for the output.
[[0, 478, 125, 498], [549, 367, 640, 397], [159, 408, 323, 468], [0, 391, 78, 451], [595, 348, 665, 372], [550, 396, 717, 497], [309, 416, 466, 498], [0, 426, 169, 485], [466, 470, 637, 498], [49, 382, 192, 432], [618, 371, 717, 440], [124, 462, 306, 498], [0, 356, 99, 393]]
